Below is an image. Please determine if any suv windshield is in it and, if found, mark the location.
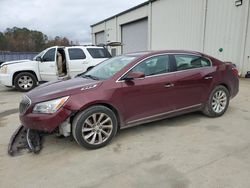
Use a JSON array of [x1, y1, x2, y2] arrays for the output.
[[87, 48, 112, 58], [34, 49, 46, 60], [83, 56, 136, 80]]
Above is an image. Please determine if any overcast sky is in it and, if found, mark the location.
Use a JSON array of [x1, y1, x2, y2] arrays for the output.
[[0, 0, 146, 44]]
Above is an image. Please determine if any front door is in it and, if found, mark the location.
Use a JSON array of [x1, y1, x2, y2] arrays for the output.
[[39, 47, 58, 81], [120, 54, 176, 124]]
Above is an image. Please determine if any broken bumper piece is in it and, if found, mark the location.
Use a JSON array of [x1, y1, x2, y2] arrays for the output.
[[8, 125, 44, 156]]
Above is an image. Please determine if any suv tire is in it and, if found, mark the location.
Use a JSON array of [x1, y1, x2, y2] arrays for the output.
[[14, 72, 37, 92]]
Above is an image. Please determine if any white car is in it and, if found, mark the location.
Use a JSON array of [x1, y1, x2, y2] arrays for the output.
[[0, 46, 111, 91]]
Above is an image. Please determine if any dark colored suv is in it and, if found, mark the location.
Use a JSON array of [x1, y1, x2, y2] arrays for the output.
[[17, 50, 239, 150]]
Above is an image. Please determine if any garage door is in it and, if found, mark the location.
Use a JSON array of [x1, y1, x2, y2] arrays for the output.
[[121, 18, 148, 54], [95, 31, 105, 45]]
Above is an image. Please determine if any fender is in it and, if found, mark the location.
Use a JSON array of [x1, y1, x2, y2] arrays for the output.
[[6, 60, 41, 85]]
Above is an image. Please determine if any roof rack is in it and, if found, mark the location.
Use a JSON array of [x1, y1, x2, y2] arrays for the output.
[[67, 44, 105, 47], [66, 42, 123, 47]]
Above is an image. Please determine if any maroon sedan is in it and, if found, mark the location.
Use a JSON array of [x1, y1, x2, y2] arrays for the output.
[[11, 50, 239, 152]]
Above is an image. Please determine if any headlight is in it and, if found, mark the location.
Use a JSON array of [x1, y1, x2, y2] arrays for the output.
[[33, 96, 69, 114], [0, 65, 8, 74]]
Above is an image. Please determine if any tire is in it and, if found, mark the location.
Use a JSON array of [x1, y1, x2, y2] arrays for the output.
[[14, 72, 37, 92], [72, 105, 118, 149], [203, 85, 230, 117]]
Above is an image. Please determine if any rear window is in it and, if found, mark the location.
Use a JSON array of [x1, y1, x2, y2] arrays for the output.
[[174, 55, 211, 71], [68, 48, 86, 60], [87, 48, 112, 58]]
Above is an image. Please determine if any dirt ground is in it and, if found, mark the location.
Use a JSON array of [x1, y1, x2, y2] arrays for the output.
[[0, 79, 250, 188]]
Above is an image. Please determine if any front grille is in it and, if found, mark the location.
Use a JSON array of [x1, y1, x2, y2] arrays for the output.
[[19, 96, 31, 114]]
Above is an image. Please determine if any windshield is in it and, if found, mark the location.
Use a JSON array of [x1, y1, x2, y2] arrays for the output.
[[33, 49, 46, 60], [83, 55, 136, 80]]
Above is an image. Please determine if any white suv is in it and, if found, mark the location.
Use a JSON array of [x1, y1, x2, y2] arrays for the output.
[[0, 46, 111, 91]]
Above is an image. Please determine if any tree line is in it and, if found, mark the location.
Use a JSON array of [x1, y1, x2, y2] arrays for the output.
[[0, 27, 72, 52]]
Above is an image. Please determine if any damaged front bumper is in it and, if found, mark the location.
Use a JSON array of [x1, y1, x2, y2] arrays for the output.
[[8, 125, 44, 156]]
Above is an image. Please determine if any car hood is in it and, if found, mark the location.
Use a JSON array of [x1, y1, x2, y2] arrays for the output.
[[1, 59, 33, 66], [26, 77, 102, 103]]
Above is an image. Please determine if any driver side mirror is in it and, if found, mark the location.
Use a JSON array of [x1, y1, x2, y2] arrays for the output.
[[123, 71, 145, 81], [36, 56, 42, 62]]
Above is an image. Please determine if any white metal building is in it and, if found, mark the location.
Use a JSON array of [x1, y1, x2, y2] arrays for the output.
[[91, 0, 250, 76]]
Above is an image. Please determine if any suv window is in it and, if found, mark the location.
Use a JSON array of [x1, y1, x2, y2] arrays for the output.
[[87, 48, 112, 58], [174, 55, 211, 71], [42, 48, 56, 62], [68, 48, 86, 60], [130, 55, 170, 76]]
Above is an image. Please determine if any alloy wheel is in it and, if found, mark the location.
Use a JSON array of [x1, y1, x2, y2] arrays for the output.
[[211, 90, 227, 113], [18, 76, 34, 90], [82, 113, 113, 145]]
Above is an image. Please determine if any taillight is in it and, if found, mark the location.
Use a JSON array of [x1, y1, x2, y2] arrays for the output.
[[231, 67, 239, 77]]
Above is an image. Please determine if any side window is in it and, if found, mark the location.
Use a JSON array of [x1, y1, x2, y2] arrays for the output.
[[68, 48, 86, 60], [87, 48, 112, 58], [174, 55, 211, 71], [42, 48, 56, 62], [130, 55, 170, 76], [200, 58, 211, 67]]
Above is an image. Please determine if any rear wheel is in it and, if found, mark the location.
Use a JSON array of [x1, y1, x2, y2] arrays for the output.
[[203, 85, 229, 117], [14, 72, 37, 92], [72, 105, 118, 149]]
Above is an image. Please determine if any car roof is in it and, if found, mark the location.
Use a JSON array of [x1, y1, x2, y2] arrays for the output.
[[62, 45, 105, 49], [124, 51, 151, 57], [124, 50, 204, 57]]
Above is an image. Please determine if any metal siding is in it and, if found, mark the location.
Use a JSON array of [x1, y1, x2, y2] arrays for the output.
[[92, 22, 105, 33], [91, 0, 250, 75], [121, 18, 148, 53], [105, 18, 117, 43], [204, 0, 246, 67], [243, 1, 250, 76], [151, 0, 205, 51], [95, 31, 105, 45], [117, 5, 148, 26], [92, 5, 148, 54]]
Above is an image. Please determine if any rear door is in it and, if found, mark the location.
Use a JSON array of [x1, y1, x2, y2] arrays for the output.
[[120, 54, 176, 124], [171, 54, 215, 109], [39, 47, 58, 81], [66, 47, 87, 77]]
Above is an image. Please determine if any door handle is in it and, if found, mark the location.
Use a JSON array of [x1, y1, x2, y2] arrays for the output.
[[164, 83, 174, 88], [204, 76, 213, 80]]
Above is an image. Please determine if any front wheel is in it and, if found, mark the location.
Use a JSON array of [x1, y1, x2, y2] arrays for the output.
[[72, 105, 118, 149], [203, 85, 230, 117], [14, 72, 37, 92]]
